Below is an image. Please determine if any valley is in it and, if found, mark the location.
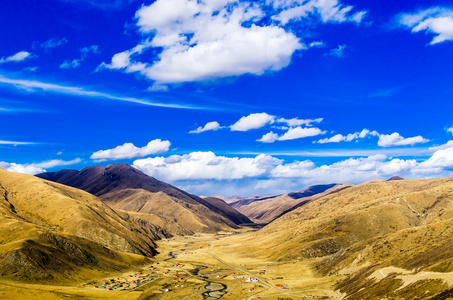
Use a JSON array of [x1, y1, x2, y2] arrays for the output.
[[2, 166, 453, 299], [0, 229, 345, 299]]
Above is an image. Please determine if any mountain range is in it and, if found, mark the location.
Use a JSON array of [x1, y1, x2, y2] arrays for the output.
[[36, 164, 252, 235]]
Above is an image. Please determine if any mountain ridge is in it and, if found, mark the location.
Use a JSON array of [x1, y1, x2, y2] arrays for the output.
[[36, 164, 252, 234]]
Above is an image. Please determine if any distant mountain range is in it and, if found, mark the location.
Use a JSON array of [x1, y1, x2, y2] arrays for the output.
[[37, 164, 252, 235], [229, 183, 352, 223]]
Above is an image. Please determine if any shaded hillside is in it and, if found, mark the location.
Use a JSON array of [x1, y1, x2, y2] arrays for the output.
[[230, 184, 350, 223], [0, 168, 161, 282], [202, 197, 253, 225], [244, 177, 453, 298], [37, 164, 251, 234]]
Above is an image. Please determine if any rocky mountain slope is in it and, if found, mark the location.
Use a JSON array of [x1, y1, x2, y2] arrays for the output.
[[37, 164, 251, 234], [0, 168, 163, 282], [244, 177, 453, 298]]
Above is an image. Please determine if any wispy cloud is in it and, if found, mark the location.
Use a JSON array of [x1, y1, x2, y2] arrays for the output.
[[0, 51, 35, 64], [33, 38, 68, 50], [0, 139, 37, 145], [60, 45, 100, 69], [399, 7, 453, 45], [0, 74, 206, 110], [229, 147, 433, 158], [326, 44, 346, 57]]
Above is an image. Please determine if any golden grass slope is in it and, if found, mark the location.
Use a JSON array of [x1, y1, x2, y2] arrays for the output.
[[244, 177, 453, 298], [38, 164, 248, 235], [231, 184, 351, 223], [0, 168, 158, 282], [100, 188, 237, 235]]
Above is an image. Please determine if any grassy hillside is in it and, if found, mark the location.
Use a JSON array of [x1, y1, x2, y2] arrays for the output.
[[37, 164, 251, 234], [0, 168, 158, 282], [231, 184, 351, 223], [244, 177, 453, 298]]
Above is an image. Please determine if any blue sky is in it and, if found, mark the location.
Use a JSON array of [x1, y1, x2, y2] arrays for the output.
[[2, 0, 453, 196]]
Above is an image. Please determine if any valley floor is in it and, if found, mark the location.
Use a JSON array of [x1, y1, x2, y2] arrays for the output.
[[0, 229, 346, 300]]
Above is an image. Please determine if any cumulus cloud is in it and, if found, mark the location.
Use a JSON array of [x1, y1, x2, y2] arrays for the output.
[[0, 51, 35, 64], [130, 145, 453, 196], [415, 145, 453, 174], [230, 113, 275, 131], [377, 132, 429, 147], [90, 139, 170, 161], [279, 126, 325, 140], [447, 127, 453, 135], [259, 126, 325, 142], [133, 151, 283, 181], [315, 129, 428, 147], [101, 0, 365, 87], [189, 121, 223, 134], [257, 131, 280, 143], [399, 7, 453, 45], [315, 129, 376, 144], [0, 158, 82, 175]]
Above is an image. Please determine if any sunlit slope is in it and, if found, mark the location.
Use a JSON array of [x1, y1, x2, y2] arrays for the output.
[[0, 168, 157, 282], [37, 164, 250, 234], [247, 177, 453, 297], [231, 184, 350, 223]]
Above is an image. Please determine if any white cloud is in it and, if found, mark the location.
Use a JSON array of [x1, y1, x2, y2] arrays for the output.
[[276, 117, 323, 127], [133, 151, 283, 181], [0, 74, 200, 109], [314, 129, 428, 147], [90, 139, 170, 161], [447, 127, 453, 135], [315, 128, 376, 144], [102, 0, 365, 87], [269, 0, 367, 25], [258, 126, 325, 143], [257, 131, 280, 143], [189, 121, 223, 134], [0, 139, 36, 145], [0, 51, 34, 63], [0, 158, 81, 175], [399, 7, 453, 45], [415, 145, 453, 174], [309, 41, 325, 48], [230, 112, 275, 131], [377, 132, 429, 147], [279, 126, 325, 141], [127, 140, 453, 196], [131, 148, 453, 196]]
